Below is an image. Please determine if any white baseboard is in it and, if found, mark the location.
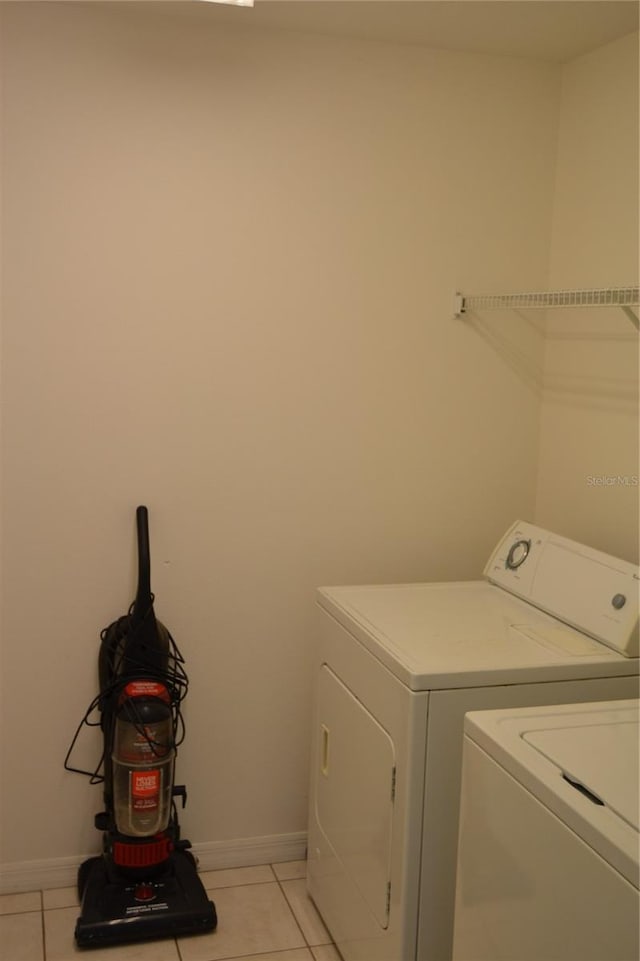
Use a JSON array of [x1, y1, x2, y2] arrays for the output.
[[0, 854, 84, 896], [0, 832, 307, 895], [193, 831, 307, 874]]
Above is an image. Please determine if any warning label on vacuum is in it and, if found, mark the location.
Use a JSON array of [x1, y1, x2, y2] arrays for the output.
[[132, 771, 159, 796], [125, 903, 169, 916], [124, 681, 170, 701]]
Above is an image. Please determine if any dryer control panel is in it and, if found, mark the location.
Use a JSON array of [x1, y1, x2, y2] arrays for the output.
[[484, 521, 639, 658]]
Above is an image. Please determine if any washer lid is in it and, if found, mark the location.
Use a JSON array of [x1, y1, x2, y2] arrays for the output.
[[523, 720, 639, 831], [464, 700, 640, 887], [318, 581, 636, 691]]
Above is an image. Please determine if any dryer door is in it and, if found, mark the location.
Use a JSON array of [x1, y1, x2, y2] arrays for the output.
[[315, 664, 395, 928]]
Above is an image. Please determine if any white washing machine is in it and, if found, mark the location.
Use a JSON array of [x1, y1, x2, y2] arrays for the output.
[[306, 520, 639, 961], [452, 699, 639, 961]]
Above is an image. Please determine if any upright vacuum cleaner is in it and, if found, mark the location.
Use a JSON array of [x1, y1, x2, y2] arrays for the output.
[[65, 506, 217, 947]]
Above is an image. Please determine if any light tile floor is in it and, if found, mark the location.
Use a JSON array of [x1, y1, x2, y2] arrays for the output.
[[0, 861, 342, 961]]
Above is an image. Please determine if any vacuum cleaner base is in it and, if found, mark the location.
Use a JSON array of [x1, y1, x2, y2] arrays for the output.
[[75, 849, 217, 948]]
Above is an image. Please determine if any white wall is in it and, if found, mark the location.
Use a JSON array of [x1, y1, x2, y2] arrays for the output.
[[1, 2, 561, 876], [535, 31, 639, 562]]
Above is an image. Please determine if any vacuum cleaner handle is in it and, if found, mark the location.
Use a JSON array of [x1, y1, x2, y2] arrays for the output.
[[132, 505, 152, 624], [136, 507, 152, 597]]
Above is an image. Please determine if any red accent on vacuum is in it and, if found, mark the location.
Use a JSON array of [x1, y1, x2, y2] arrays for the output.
[[113, 836, 173, 868]]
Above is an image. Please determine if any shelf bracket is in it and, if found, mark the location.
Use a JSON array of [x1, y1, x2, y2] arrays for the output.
[[621, 305, 639, 330], [453, 292, 465, 318]]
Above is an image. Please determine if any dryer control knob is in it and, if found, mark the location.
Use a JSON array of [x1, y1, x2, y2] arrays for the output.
[[506, 539, 531, 570]]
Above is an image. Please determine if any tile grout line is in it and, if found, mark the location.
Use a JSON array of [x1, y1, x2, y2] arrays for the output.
[[273, 866, 315, 955], [178, 862, 284, 961], [40, 891, 47, 961]]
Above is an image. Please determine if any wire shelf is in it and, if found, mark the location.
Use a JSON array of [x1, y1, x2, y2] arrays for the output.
[[454, 286, 639, 329]]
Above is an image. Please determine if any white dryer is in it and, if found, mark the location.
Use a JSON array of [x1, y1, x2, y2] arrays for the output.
[[452, 699, 639, 961], [306, 521, 639, 961]]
